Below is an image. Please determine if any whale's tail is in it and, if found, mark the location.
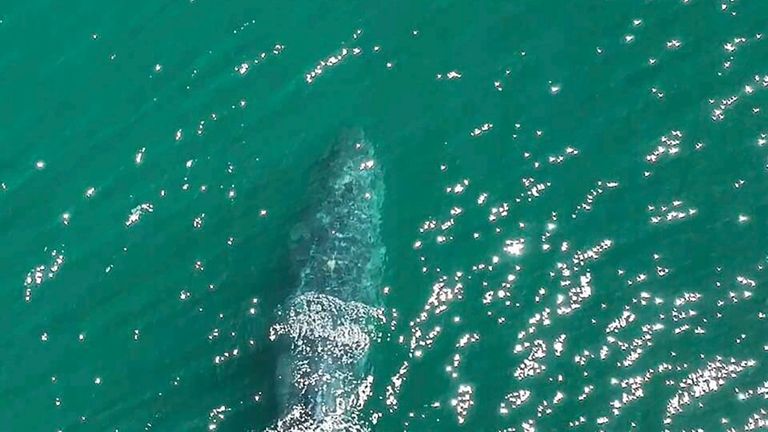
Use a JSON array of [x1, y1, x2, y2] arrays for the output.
[[267, 131, 385, 431]]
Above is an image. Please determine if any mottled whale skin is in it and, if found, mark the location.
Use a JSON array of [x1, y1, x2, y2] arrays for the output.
[[268, 130, 385, 432], [295, 130, 384, 306]]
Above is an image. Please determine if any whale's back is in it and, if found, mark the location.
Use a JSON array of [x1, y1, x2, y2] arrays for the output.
[[296, 131, 384, 305], [268, 131, 385, 431]]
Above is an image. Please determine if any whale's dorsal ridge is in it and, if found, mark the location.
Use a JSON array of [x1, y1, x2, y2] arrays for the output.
[[268, 131, 385, 431]]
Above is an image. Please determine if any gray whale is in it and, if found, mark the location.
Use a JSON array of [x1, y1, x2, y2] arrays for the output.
[[267, 131, 385, 432]]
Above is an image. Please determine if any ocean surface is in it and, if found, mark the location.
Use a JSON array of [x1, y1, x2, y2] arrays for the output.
[[2, 1, 768, 431]]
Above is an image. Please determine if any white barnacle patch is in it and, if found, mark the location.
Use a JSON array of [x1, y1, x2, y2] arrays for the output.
[[359, 159, 375, 171]]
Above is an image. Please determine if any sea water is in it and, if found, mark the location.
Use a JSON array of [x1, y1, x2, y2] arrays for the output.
[[1, 1, 768, 431]]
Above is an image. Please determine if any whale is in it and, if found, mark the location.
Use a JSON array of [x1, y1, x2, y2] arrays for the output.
[[267, 130, 385, 432]]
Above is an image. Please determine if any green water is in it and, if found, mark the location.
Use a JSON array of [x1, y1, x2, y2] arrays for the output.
[[2, 1, 768, 430]]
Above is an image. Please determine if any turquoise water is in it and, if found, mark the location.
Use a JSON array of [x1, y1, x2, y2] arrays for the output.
[[2, 1, 768, 430]]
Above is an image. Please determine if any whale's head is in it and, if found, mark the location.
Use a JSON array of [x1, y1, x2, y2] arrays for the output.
[[293, 131, 385, 305]]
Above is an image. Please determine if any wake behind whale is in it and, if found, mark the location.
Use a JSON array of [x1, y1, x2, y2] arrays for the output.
[[267, 131, 385, 432]]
